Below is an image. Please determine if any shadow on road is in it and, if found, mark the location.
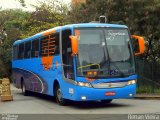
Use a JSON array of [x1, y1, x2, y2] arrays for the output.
[[17, 91, 131, 109], [69, 102, 130, 109]]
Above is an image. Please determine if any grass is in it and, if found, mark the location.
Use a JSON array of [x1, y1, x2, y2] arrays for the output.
[[137, 85, 160, 94]]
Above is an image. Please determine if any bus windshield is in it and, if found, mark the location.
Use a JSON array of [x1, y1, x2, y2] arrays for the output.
[[75, 28, 135, 78]]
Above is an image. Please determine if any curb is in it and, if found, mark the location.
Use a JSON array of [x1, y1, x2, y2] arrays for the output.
[[134, 95, 160, 100]]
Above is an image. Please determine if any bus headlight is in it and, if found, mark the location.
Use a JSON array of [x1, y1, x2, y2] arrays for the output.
[[127, 80, 136, 85], [77, 82, 92, 87]]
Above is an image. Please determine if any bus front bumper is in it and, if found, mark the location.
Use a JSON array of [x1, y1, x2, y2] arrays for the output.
[[66, 84, 136, 101]]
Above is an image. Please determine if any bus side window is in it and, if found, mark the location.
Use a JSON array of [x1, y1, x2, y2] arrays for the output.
[[54, 33, 60, 54], [50, 33, 59, 55], [32, 39, 39, 58], [40, 33, 59, 57], [40, 36, 49, 57], [18, 43, 24, 59], [24, 41, 31, 59], [13, 45, 18, 60]]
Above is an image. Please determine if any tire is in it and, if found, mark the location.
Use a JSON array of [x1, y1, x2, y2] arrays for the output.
[[55, 84, 66, 106], [101, 99, 112, 104], [21, 80, 29, 96]]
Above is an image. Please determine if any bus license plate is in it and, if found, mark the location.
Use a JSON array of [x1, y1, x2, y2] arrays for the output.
[[105, 92, 116, 96]]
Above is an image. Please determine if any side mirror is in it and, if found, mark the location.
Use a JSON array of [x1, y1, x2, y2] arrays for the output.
[[69, 36, 78, 56], [131, 35, 145, 56]]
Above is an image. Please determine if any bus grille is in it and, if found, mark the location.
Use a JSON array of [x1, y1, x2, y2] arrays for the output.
[[92, 82, 128, 89]]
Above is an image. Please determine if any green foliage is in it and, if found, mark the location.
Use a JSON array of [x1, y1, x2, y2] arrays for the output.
[[0, 9, 23, 78], [20, 0, 68, 38], [0, 0, 68, 78]]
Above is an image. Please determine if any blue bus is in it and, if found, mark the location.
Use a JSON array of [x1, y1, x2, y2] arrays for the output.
[[12, 23, 145, 105]]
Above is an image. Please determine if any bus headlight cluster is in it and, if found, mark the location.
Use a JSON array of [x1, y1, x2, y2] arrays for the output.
[[127, 80, 136, 85], [77, 82, 92, 87]]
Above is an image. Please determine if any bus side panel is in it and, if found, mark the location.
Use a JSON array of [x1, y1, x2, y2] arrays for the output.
[[12, 68, 48, 93], [12, 56, 62, 96], [12, 68, 22, 89]]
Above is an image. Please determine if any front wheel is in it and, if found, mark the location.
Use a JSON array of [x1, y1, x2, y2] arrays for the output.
[[55, 85, 66, 106], [101, 99, 112, 104]]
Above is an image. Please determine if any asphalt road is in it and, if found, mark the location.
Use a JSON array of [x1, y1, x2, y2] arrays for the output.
[[0, 85, 160, 120]]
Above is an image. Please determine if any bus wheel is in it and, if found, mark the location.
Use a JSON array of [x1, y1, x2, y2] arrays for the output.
[[21, 80, 29, 96], [55, 85, 66, 106], [101, 99, 112, 104]]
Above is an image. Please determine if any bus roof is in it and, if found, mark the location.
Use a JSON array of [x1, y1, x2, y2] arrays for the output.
[[13, 23, 128, 45], [63, 23, 127, 28]]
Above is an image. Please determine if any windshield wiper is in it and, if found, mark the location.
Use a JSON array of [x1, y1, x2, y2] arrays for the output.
[[102, 29, 111, 75]]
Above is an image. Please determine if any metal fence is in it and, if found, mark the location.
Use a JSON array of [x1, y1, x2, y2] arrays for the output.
[[136, 59, 160, 93]]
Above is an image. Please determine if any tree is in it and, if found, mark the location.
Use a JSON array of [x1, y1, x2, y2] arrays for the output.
[[0, 0, 69, 78], [0, 9, 25, 78], [20, 0, 69, 38]]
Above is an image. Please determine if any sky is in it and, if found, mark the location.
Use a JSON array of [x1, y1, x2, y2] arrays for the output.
[[0, 0, 71, 11]]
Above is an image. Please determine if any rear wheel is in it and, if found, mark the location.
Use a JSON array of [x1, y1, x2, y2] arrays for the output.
[[55, 84, 66, 106], [101, 99, 112, 104], [21, 80, 29, 96]]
